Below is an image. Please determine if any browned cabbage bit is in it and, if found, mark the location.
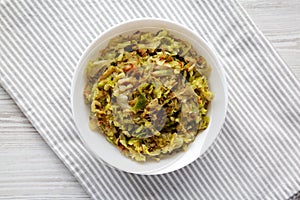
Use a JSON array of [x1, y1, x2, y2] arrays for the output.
[[84, 30, 213, 162]]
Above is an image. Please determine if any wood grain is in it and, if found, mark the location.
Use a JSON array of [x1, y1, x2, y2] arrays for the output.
[[241, 0, 300, 78], [0, 87, 90, 200], [0, 0, 299, 199]]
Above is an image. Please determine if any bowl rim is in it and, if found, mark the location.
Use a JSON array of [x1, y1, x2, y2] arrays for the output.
[[71, 18, 228, 175]]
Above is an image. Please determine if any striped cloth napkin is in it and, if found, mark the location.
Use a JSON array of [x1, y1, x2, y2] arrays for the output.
[[1, 0, 300, 199]]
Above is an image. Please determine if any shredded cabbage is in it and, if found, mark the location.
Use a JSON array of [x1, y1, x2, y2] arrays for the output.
[[84, 30, 213, 162]]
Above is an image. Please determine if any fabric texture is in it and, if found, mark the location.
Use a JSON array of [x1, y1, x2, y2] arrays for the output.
[[1, 0, 300, 199]]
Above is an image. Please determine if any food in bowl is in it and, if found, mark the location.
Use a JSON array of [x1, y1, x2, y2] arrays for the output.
[[84, 30, 213, 162]]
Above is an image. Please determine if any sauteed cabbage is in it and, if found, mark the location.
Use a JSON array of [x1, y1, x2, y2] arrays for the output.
[[84, 30, 213, 161]]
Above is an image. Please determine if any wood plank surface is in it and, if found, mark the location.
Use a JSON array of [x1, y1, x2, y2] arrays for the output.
[[0, 0, 299, 199]]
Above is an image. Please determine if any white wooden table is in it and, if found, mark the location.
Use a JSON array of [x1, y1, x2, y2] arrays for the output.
[[0, 0, 299, 199]]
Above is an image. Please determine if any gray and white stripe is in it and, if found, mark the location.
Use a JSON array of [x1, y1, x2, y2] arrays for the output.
[[1, 0, 299, 199]]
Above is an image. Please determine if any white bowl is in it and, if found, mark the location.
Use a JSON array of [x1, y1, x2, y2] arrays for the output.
[[71, 18, 227, 175]]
